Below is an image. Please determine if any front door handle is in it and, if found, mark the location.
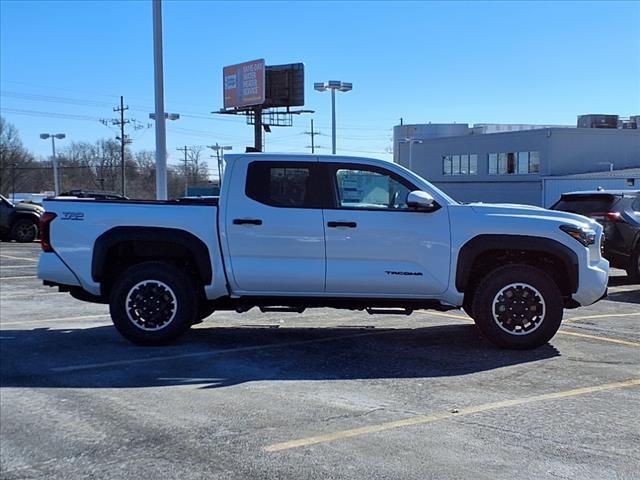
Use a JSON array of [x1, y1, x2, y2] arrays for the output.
[[327, 221, 357, 228], [233, 218, 263, 225]]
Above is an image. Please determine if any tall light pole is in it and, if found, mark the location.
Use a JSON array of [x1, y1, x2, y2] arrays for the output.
[[405, 137, 423, 172], [314, 80, 352, 154], [152, 0, 167, 200], [39, 133, 65, 195], [207, 144, 232, 185]]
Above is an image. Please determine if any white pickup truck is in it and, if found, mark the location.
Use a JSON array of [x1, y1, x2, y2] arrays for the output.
[[38, 153, 608, 349]]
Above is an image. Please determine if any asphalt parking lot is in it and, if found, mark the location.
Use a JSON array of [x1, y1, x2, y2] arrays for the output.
[[1, 242, 639, 480]]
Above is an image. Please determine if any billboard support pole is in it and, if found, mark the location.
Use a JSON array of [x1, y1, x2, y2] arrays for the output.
[[253, 107, 262, 152]]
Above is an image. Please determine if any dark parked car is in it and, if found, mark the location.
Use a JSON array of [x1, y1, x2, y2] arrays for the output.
[[551, 189, 640, 281], [0, 194, 44, 242], [59, 190, 128, 200]]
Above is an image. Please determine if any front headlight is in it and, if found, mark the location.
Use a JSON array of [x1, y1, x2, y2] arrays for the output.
[[560, 225, 596, 247]]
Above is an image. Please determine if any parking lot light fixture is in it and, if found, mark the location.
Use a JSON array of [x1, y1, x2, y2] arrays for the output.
[[39, 133, 66, 195], [149, 113, 180, 121], [314, 80, 353, 154]]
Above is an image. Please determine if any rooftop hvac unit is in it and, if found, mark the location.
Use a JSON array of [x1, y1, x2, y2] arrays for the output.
[[577, 114, 619, 129]]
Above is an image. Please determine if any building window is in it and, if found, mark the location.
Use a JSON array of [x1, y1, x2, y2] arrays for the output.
[[442, 154, 479, 175], [498, 153, 508, 174], [489, 153, 498, 174], [488, 151, 541, 175], [469, 154, 478, 174], [517, 152, 529, 174], [529, 151, 540, 173], [443, 156, 452, 175]]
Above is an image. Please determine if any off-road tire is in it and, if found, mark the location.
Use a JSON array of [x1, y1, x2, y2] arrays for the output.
[[109, 261, 197, 345], [11, 219, 38, 243], [471, 265, 563, 349]]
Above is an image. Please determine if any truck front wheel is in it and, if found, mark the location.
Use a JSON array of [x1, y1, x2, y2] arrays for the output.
[[109, 262, 197, 345], [471, 265, 563, 349], [12, 219, 38, 242]]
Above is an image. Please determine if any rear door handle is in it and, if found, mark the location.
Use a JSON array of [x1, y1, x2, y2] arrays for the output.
[[233, 218, 263, 225], [327, 221, 357, 228]]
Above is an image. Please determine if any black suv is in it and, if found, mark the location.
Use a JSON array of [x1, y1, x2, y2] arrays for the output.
[[551, 190, 640, 281], [0, 194, 44, 242]]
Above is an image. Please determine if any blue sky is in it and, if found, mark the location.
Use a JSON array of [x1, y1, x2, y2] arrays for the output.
[[1, 0, 638, 172]]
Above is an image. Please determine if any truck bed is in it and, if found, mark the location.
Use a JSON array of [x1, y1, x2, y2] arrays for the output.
[[39, 198, 228, 300]]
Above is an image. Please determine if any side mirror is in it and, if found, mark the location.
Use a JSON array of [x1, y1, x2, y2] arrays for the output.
[[406, 190, 438, 211]]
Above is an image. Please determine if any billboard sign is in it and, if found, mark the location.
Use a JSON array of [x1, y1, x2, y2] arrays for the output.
[[264, 63, 305, 108], [223, 59, 265, 109]]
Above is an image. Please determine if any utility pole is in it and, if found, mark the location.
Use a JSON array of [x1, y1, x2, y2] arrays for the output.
[[177, 145, 190, 196], [113, 96, 129, 196], [102, 96, 148, 196], [207, 144, 232, 186], [304, 119, 322, 153]]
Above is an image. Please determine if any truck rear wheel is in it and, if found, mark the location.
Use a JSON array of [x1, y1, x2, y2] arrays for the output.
[[471, 265, 563, 349], [109, 262, 197, 345]]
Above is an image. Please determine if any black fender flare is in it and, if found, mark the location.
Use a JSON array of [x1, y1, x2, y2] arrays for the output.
[[455, 234, 579, 294], [92, 226, 212, 284]]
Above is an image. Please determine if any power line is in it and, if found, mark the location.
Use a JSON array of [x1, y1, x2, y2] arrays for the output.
[[0, 107, 100, 122], [1, 86, 393, 131]]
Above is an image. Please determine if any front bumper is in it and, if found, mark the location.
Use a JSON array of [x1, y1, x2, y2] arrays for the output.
[[572, 256, 609, 307]]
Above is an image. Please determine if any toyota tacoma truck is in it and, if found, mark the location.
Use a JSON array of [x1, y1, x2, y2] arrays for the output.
[[37, 154, 608, 349]]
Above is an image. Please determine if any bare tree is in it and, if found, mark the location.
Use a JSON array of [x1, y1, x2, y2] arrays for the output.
[[0, 121, 205, 201], [0, 117, 37, 196]]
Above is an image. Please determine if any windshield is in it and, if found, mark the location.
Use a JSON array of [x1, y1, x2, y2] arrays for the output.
[[0, 194, 13, 207]]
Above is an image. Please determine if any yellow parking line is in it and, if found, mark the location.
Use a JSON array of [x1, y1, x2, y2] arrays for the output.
[[264, 378, 640, 452], [557, 330, 640, 347], [0, 254, 38, 262], [424, 310, 639, 348], [564, 312, 640, 324]]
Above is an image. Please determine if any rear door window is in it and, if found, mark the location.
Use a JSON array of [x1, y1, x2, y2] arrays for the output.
[[551, 194, 616, 215], [245, 161, 323, 208]]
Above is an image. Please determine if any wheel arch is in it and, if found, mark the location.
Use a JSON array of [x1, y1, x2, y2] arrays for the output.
[[456, 234, 579, 298], [11, 212, 40, 226], [92, 226, 213, 292]]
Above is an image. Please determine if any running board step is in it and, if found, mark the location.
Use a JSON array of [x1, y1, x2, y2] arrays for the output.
[[365, 307, 413, 316], [259, 306, 306, 313]]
